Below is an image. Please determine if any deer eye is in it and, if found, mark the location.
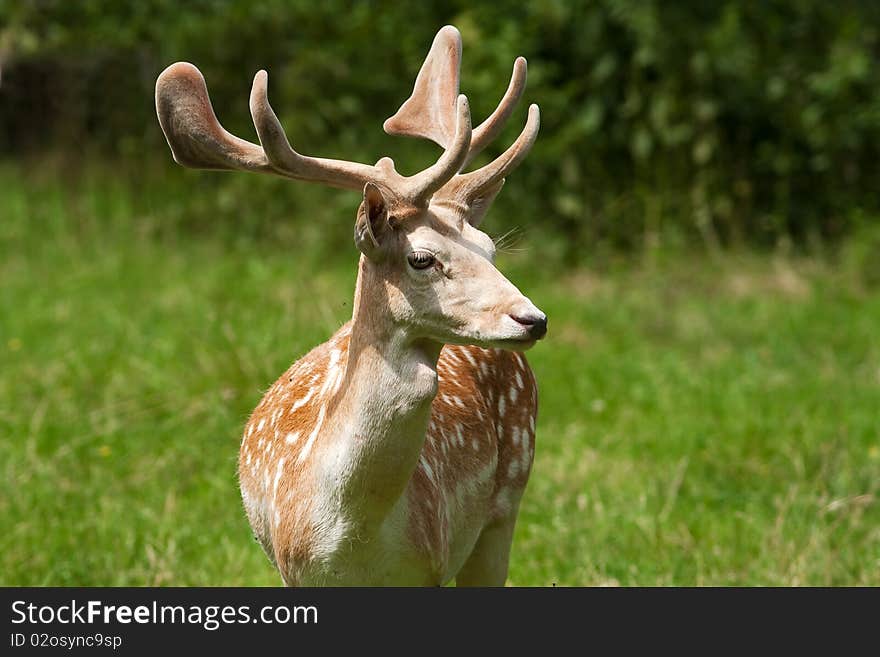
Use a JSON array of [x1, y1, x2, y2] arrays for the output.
[[407, 250, 436, 270]]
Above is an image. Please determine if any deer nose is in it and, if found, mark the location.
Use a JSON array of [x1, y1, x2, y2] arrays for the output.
[[509, 311, 548, 340]]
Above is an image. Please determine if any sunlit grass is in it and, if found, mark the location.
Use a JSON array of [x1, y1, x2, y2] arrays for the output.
[[1, 164, 878, 585]]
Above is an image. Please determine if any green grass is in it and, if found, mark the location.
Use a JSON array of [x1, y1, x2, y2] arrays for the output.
[[1, 163, 879, 585]]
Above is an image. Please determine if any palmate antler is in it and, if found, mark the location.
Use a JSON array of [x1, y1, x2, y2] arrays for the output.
[[155, 26, 538, 217], [385, 25, 540, 215]]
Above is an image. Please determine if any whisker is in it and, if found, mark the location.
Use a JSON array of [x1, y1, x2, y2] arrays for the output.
[[493, 226, 527, 253]]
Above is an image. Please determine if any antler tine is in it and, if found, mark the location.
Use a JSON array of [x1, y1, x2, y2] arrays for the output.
[[451, 103, 540, 200], [156, 62, 271, 172], [249, 70, 383, 190], [250, 68, 473, 201], [405, 94, 473, 204], [465, 56, 528, 167]]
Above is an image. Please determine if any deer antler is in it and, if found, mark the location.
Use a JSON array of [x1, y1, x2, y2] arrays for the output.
[[384, 26, 530, 168], [384, 26, 540, 210], [155, 63, 272, 173], [383, 26, 463, 154], [156, 61, 472, 204], [446, 103, 540, 202]]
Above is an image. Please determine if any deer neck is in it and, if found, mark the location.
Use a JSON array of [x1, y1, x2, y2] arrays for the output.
[[325, 256, 440, 523]]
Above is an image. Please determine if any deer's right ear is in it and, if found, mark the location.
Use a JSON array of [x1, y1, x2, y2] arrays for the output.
[[355, 182, 389, 257]]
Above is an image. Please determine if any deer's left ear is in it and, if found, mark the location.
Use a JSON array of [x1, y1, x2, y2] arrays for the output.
[[466, 179, 505, 228], [355, 182, 390, 257]]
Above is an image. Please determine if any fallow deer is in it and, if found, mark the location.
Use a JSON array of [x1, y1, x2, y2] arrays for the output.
[[155, 25, 545, 586]]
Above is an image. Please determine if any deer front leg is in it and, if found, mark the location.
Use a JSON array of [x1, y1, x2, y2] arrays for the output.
[[455, 515, 519, 587]]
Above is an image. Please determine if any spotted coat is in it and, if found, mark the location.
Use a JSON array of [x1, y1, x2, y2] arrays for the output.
[[237, 321, 537, 584]]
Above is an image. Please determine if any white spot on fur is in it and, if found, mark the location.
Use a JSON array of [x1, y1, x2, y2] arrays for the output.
[[321, 367, 340, 395], [272, 457, 285, 498], [508, 459, 520, 479], [298, 405, 326, 463], [420, 457, 435, 483], [291, 387, 316, 413], [509, 387, 518, 404], [463, 350, 477, 367], [495, 487, 512, 516], [499, 396, 506, 417], [285, 431, 301, 445], [515, 371, 524, 389], [257, 419, 266, 432]]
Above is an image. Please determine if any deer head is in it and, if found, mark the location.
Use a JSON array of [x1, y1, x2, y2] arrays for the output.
[[155, 25, 546, 350]]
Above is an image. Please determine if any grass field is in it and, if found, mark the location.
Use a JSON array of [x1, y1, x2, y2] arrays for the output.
[[1, 164, 879, 586]]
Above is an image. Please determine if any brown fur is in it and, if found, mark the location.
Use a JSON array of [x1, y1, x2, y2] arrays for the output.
[[238, 322, 537, 583]]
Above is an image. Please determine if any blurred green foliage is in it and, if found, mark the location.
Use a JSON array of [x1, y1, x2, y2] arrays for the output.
[[2, 0, 880, 252]]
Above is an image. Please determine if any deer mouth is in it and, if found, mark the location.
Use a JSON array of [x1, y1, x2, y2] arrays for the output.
[[490, 335, 541, 351]]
